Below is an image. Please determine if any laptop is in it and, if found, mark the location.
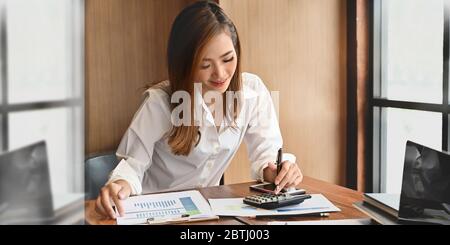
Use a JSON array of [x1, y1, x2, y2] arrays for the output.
[[398, 141, 450, 225], [0, 141, 54, 224]]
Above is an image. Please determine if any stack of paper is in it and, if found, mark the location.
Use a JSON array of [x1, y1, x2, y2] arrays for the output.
[[115, 190, 217, 225], [208, 194, 340, 217], [268, 218, 371, 225]]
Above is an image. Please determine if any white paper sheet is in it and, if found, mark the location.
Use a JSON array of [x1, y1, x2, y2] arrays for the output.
[[268, 218, 372, 225], [208, 194, 340, 217], [116, 190, 215, 225]]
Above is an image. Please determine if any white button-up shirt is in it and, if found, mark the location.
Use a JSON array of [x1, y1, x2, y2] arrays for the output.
[[108, 72, 289, 195]]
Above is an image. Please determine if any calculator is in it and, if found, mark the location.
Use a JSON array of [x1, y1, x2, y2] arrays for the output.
[[243, 193, 312, 209]]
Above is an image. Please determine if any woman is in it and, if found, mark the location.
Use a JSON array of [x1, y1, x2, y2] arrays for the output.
[[96, 0, 303, 219]]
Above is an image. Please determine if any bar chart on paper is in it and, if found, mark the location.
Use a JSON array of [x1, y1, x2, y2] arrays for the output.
[[132, 197, 201, 219], [116, 190, 214, 225]]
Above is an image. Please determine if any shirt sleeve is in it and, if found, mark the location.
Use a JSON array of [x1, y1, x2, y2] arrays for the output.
[[107, 90, 171, 195], [243, 74, 283, 181]]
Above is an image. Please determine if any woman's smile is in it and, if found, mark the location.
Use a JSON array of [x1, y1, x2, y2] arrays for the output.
[[208, 79, 227, 88]]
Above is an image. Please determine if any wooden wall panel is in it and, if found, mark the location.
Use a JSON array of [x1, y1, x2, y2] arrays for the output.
[[221, 0, 347, 185], [86, 0, 347, 186], [85, 0, 195, 155]]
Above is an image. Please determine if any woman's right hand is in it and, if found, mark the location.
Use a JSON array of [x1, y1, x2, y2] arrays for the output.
[[95, 179, 132, 219]]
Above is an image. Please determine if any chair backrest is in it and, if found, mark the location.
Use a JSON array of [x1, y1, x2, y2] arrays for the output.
[[85, 153, 119, 200]]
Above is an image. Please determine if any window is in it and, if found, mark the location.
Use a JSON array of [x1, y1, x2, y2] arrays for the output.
[[372, 0, 448, 193], [0, 0, 84, 196]]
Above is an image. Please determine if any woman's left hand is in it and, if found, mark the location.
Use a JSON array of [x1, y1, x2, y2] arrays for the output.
[[274, 161, 303, 194]]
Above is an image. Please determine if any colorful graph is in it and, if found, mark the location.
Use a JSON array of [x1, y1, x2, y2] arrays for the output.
[[130, 196, 200, 219]]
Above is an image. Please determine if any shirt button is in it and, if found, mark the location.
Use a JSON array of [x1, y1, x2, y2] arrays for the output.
[[206, 160, 214, 169], [214, 143, 220, 152]]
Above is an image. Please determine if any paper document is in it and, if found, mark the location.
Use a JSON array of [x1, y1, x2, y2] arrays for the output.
[[116, 190, 216, 225], [268, 218, 372, 225], [208, 194, 340, 217]]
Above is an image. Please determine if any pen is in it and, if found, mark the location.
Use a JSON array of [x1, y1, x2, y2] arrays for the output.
[[276, 148, 282, 175], [146, 213, 190, 225], [274, 148, 282, 193], [305, 212, 330, 217], [253, 212, 330, 220]]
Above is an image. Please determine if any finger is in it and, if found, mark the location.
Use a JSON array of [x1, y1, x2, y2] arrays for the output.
[[95, 196, 107, 216], [286, 172, 300, 188], [100, 188, 116, 219], [290, 165, 303, 186], [297, 169, 304, 184], [275, 164, 293, 193], [277, 167, 295, 192], [288, 167, 302, 187], [118, 184, 131, 200], [110, 186, 124, 217], [284, 171, 296, 188], [267, 162, 277, 171], [115, 186, 131, 217], [294, 174, 303, 186], [274, 162, 291, 185]]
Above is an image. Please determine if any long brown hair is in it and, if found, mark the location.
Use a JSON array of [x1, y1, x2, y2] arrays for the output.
[[166, 1, 242, 156]]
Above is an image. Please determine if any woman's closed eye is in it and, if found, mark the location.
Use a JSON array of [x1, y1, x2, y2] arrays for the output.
[[200, 64, 211, 69], [223, 56, 234, 63], [200, 56, 234, 70]]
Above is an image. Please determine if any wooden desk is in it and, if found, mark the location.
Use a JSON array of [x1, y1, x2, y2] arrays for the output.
[[85, 176, 368, 225], [232, 176, 369, 225], [85, 193, 243, 225]]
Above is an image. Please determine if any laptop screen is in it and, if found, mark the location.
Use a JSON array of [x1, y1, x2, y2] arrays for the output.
[[398, 141, 450, 225], [0, 141, 54, 224]]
